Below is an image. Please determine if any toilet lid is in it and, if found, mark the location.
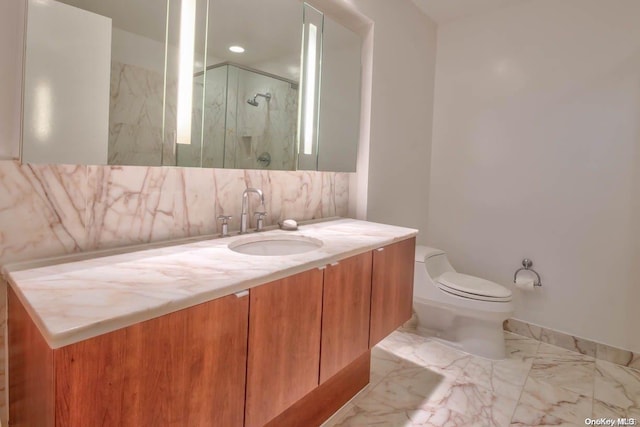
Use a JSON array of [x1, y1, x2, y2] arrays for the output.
[[437, 272, 512, 302]]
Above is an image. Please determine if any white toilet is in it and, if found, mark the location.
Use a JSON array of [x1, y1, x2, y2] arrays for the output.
[[412, 246, 514, 359]]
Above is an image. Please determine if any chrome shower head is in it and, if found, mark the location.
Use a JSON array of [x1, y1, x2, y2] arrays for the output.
[[247, 92, 271, 107]]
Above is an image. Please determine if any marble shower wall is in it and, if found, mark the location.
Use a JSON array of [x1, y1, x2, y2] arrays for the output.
[[109, 60, 298, 169], [108, 61, 165, 166], [226, 66, 298, 170], [0, 159, 350, 422]]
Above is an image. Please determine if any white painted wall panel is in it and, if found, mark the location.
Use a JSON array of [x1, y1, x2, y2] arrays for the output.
[[351, 0, 438, 241], [429, 0, 640, 352], [317, 17, 361, 173], [0, 0, 25, 159], [22, 0, 111, 165]]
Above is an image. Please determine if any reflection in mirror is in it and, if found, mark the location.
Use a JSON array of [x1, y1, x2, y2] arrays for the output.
[[22, 0, 111, 164], [162, 0, 209, 166], [176, 0, 303, 170], [21, 0, 361, 172], [69, 0, 172, 166], [227, 66, 298, 170], [176, 64, 299, 170], [22, 0, 169, 166], [296, 6, 362, 172], [317, 15, 362, 172], [297, 4, 323, 171]]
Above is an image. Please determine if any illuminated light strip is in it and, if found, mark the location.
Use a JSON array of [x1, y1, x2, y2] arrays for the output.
[[34, 79, 52, 142], [303, 23, 317, 155], [176, 0, 196, 145]]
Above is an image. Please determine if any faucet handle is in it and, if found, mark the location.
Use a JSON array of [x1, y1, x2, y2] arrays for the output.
[[217, 215, 232, 237], [254, 211, 267, 232]]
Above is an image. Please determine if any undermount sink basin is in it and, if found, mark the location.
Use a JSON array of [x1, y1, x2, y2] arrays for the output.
[[228, 235, 323, 256]]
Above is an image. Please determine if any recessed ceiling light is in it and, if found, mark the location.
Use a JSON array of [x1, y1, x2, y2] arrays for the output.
[[229, 46, 245, 53]]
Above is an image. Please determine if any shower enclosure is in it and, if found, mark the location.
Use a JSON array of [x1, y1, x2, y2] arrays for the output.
[[177, 63, 299, 169]]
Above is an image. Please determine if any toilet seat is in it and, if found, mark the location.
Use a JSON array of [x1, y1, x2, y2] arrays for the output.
[[436, 272, 512, 302]]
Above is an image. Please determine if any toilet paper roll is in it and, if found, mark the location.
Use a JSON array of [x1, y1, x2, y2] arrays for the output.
[[515, 275, 536, 291]]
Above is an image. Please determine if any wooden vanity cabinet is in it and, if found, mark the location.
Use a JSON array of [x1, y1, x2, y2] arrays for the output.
[[9, 236, 416, 427], [8, 289, 250, 427], [369, 237, 416, 347], [244, 269, 324, 427], [320, 251, 372, 383]]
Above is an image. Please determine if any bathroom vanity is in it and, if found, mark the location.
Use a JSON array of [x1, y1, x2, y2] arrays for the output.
[[4, 219, 416, 427]]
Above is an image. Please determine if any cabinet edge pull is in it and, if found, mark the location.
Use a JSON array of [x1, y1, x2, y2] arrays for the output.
[[330, 261, 340, 267], [317, 266, 326, 271], [376, 247, 385, 252], [234, 290, 249, 298]]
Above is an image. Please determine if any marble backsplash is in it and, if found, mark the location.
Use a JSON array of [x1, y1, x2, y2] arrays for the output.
[[0, 159, 350, 424]]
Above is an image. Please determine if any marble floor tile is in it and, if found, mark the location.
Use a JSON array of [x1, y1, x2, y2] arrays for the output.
[[328, 406, 433, 427], [529, 343, 596, 397], [433, 380, 518, 427], [324, 331, 640, 427], [592, 398, 640, 420], [510, 403, 580, 426], [504, 332, 540, 361], [354, 365, 453, 414], [594, 360, 640, 415], [458, 355, 532, 400], [329, 406, 478, 427], [393, 340, 472, 381], [377, 330, 429, 353], [321, 402, 356, 427], [371, 346, 408, 386], [535, 342, 595, 362], [517, 376, 592, 425]]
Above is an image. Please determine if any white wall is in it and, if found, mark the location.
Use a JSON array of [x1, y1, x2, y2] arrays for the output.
[[351, 0, 437, 243], [0, 0, 25, 160], [428, 0, 640, 352], [317, 16, 361, 173], [22, 0, 111, 165], [112, 28, 167, 74]]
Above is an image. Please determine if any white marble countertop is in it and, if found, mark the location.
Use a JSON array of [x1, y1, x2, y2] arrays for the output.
[[3, 218, 417, 349]]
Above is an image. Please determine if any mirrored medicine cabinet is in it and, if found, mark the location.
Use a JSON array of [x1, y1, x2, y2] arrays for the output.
[[21, 0, 362, 172]]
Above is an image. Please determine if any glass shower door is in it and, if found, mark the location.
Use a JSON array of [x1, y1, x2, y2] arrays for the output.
[[225, 65, 298, 170]]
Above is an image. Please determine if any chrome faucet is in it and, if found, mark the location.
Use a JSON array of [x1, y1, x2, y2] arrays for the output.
[[240, 188, 265, 234]]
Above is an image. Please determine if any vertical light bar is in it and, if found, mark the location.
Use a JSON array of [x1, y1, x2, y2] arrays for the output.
[[34, 79, 52, 142], [176, 0, 196, 145], [303, 23, 317, 155]]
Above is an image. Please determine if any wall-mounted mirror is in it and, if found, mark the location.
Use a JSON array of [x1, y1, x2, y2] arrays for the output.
[[21, 0, 361, 172], [297, 5, 361, 172], [174, 0, 302, 170]]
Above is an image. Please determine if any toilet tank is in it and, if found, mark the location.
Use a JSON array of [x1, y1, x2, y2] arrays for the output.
[[415, 246, 455, 279]]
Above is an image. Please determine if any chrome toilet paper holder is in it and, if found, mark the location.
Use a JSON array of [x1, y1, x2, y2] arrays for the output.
[[513, 259, 542, 287]]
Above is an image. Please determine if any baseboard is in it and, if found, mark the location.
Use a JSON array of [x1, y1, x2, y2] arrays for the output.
[[503, 318, 639, 370]]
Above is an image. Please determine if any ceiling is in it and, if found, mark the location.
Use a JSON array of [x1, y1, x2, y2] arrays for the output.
[[410, 0, 524, 24], [59, 0, 304, 80]]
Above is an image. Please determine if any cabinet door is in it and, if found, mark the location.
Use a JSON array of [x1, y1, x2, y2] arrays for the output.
[[245, 269, 324, 427], [8, 287, 55, 427], [54, 293, 249, 427], [320, 252, 372, 383], [369, 237, 416, 347]]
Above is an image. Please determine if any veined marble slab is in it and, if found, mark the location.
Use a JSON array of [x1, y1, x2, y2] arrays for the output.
[[3, 218, 417, 349]]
